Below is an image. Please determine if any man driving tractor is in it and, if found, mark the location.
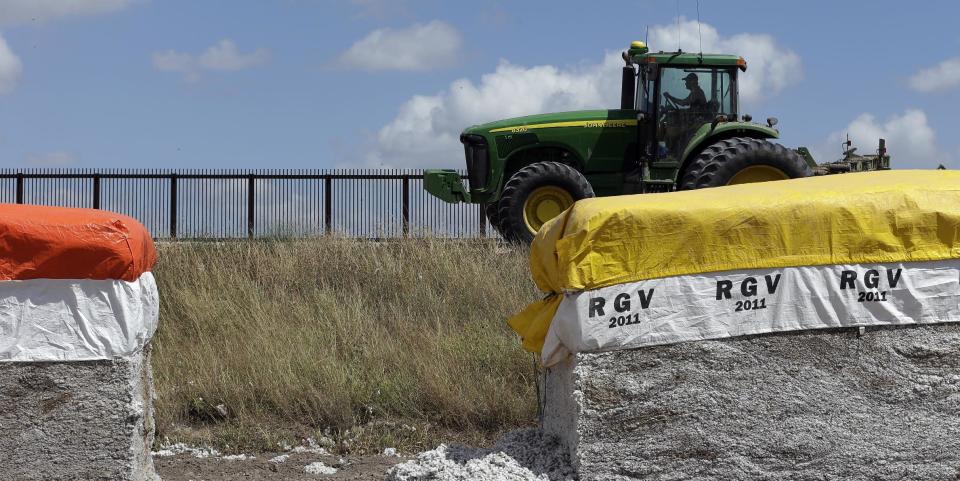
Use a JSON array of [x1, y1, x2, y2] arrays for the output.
[[665, 72, 707, 111], [661, 72, 709, 157]]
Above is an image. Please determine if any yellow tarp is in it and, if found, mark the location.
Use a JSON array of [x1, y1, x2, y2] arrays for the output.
[[508, 170, 960, 353]]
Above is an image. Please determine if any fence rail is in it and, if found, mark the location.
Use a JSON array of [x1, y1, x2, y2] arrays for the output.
[[0, 169, 493, 239]]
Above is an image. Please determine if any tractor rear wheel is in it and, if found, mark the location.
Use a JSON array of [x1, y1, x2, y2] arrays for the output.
[[679, 137, 811, 190], [498, 161, 594, 244]]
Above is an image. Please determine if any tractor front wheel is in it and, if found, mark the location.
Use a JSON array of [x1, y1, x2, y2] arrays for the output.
[[484, 201, 503, 237], [498, 162, 594, 244], [679, 137, 811, 190]]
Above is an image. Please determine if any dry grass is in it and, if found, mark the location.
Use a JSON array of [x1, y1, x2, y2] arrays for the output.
[[152, 237, 541, 453]]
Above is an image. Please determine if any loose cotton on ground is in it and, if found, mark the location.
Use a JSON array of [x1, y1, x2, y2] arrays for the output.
[[387, 430, 574, 481]]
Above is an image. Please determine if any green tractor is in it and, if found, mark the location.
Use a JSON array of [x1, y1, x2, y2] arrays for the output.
[[425, 41, 814, 243]]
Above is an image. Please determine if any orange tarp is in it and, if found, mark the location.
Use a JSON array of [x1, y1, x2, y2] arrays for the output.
[[0, 204, 156, 281]]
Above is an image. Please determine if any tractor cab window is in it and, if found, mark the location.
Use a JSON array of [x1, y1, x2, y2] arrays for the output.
[[712, 69, 736, 116], [659, 67, 736, 117], [657, 66, 736, 159], [635, 65, 656, 114]]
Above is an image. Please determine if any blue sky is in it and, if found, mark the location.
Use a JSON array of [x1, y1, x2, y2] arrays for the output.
[[0, 0, 957, 170]]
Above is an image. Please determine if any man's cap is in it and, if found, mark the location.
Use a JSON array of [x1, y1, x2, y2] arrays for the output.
[[683, 73, 699, 82]]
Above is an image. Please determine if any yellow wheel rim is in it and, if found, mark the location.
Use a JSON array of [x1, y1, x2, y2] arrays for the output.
[[523, 186, 574, 234], [727, 165, 789, 185]]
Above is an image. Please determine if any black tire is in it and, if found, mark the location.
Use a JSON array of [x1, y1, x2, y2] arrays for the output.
[[498, 161, 594, 244], [484, 200, 505, 237], [679, 137, 812, 190]]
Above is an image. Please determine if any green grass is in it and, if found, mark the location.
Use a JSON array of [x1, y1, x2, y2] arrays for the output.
[[151, 237, 541, 453]]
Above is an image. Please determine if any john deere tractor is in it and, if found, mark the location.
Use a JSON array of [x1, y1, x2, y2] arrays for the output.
[[424, 41, 813, 243]]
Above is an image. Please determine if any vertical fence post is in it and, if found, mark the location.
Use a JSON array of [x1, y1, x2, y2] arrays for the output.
[[247, 174, 255, 239], [479, 202, 487, 238], [169, 173, 178, 239], [92, 173, 101, 209], [402, 176, 410, 237], [324, 176, 332, 235], [15, 172, 23, 204]]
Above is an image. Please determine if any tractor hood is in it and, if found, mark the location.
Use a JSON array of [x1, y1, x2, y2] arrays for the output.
[[464, 110, 633, 135]]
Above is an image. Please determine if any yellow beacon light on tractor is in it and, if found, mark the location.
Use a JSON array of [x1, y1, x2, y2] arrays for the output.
[[628, 40, 649, 55]]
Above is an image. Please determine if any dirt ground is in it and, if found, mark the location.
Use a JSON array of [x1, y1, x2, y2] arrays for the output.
[[154, 451, 406, 481]]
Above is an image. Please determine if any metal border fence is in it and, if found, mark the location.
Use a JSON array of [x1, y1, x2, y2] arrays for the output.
[[0, 169, 494, 239]]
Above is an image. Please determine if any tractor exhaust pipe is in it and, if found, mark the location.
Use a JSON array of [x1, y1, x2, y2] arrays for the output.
[[877, 138, 888, 170], [620, 66, 636, 110]]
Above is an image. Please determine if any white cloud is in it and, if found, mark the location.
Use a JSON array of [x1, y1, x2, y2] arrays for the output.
[[365, 19, 801, 168], [153, 40, 269, 82], [198, 40, 270, 71], [816, 109, 948, 169], [337, 21, 462, 72], [908, 57, 960, 93], [0, 34, 22, 94], [649, 18, 802, 106], [26, 151, 74, 166], [363, 53, 623, 168], [0, 0, 132, 26]]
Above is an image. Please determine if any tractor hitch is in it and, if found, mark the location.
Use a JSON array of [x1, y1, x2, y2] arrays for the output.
[[423, 169, 471, 204]]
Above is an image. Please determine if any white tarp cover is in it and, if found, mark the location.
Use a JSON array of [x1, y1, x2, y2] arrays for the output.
[[0, 272, 159, 362], [542, 260, 960, 366]]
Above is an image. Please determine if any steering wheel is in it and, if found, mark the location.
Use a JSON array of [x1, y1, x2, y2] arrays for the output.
[[663, 95, 679, 110]]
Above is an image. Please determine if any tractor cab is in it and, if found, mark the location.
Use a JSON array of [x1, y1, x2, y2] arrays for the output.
[[622, 42, 759, 188], [643, 64, 738, 159]]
